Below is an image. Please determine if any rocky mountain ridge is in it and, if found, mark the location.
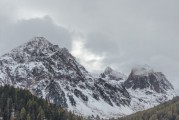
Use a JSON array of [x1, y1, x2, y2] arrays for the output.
[[0, 37, 176, 118]]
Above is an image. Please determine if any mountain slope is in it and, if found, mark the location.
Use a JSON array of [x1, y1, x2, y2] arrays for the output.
[[117, 96, 179, 120], [0, 37, 176, 118]]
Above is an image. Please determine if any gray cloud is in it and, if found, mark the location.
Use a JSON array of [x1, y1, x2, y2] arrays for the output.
[[85, 33, 119, 54], [0, 16, 72, 54]]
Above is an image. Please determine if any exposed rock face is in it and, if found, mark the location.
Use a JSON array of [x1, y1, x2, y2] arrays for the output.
[[124, 65, 174, 93], [97, 67, 131, 106], [124, 65, 175, 111], [0, 37, 175, 118]]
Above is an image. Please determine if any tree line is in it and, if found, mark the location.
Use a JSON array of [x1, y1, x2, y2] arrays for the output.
[[0, 85, 84, 120], [115, 97, 179, 120]]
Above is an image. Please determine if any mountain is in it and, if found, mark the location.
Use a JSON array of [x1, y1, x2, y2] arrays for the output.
[[0, 37, 176, 119], [125, 65, 174, 92], [117, 96, 179, 120], [0, 37, 132, 118], [124, 65, 175, 111]]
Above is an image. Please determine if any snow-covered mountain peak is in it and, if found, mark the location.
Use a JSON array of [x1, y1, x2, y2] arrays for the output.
[[13, 37, 53, 51], [125, 65, 174, 93], [27, 36, 52, 44], [124, 65, 175, 112], [131, 64, 154, 76], [1, 37, 58, 60], [100, 67, 127, 81]]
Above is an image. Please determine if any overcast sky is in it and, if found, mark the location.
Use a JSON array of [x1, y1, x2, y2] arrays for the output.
[[0, 0, 179, 89]]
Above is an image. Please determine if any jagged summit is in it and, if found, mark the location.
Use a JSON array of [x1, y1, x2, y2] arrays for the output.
[[10, 37, 53, 52], [1, 37, 74, 65], [101, 66, 127, 81], [125, 65, 174, 93], [27, 36, 52, 44], [124, 65, 175, 111], [1, 37, 56, 60]]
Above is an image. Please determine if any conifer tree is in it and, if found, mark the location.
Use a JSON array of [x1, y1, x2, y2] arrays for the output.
[[20, 107, 26, 120], [37, 106, 45, 120], [26, 113, 31, 120]]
